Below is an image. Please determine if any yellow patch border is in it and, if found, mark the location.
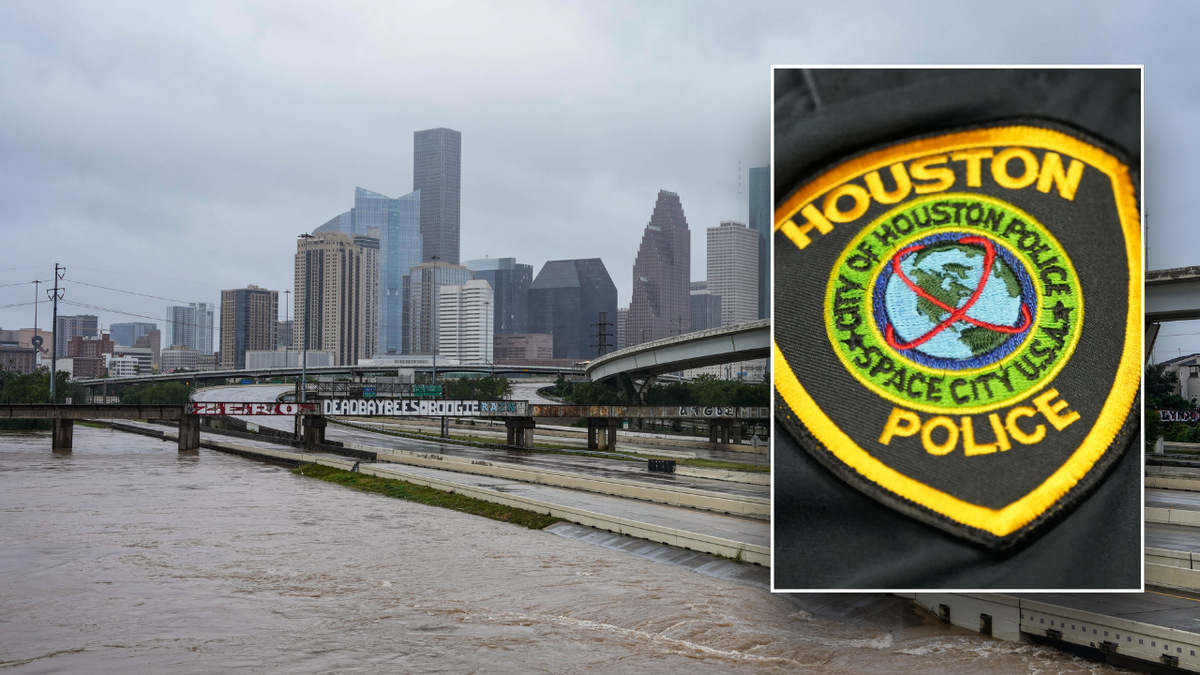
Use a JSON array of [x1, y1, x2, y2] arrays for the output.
[[825, 192, 1084, 414], [774, 125, 1141, 537]]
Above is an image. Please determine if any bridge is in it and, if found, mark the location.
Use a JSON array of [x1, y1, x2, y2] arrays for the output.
[[584, 320, 769, 394], [1147, 267, 1200, 358], [72, 362, 585, 388]]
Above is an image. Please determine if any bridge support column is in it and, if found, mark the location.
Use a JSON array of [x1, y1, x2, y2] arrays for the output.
[[505, 418, 535, 448], [587, 419, 599, 450], [606, 421, 618, 451], [303, 415, 327, 446], [729, 420, 742, 445], [708, 421, 719, 444], [52, 418, 73, 451], [178, 415, 200, 451]]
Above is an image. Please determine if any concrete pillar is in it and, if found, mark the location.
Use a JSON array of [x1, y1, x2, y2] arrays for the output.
[[440, 417, 449, 438], [524, 420, 535, 448], [587, 420, 599, 450], [729, 420, 743, 445], [606, 423, 618, 451], [506, 421, 517, 446], [178, 415, 201, 451], [303, 415, 327, 445], [708, 422, 718, 444], [52, 418, 73, 451]]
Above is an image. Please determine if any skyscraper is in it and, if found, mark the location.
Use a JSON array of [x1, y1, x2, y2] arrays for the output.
[[527, 259, 618, 360], [748, 166, 770, 320], [294, 232, 380, 366], [707, 221, 759, 326], [466, 257, 532, 336], [165, 303, 214, 354], [628, 190, 690, 345], [402, 260, 470, 356], [413, 128, 462, 265], [439, 279, 494, 365], [110, 322, 156, 347], [315, 187, 421, 355], [690, 281, 722, 332], [219, 286, 278, 370], [54, 315, 98, 357]]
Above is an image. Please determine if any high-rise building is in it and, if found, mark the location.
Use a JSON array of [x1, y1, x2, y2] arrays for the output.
[[413, 128, 462, 265], [466, 257, 532, 336], [707, 221, 759, 326], [314, 187, 421, 355], [749, 166, 770, 320], [628, 190, 691, 345], [276, 320, 293, 349], [494, 334, 553, 362], [220, 286, 278, 370], [133, 330, 161, 371], [402, 261, 470, 355], [617, 307, 628, 350], [54, 315, 97, 357], [438, 279, 494, 365], [110, 322, 157, 347], [294, 232, 380, 366], [165, 303, 214, 355], [527, 259, 618, 360], [690, 281, 723, 332]]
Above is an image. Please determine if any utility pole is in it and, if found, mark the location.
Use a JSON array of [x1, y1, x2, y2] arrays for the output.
[[47, 264, 64, 402], [31, 279, 42, 363]]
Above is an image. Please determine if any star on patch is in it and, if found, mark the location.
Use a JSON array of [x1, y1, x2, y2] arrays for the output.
[[1050, 301, 1072, 325], [841, 331, 864, 352]]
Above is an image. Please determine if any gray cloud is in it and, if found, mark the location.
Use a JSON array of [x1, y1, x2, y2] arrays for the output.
[[0, 0, 1192, 359]]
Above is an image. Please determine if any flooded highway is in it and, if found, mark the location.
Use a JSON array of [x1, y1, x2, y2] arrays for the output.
[[1, 427, 1126, 673]]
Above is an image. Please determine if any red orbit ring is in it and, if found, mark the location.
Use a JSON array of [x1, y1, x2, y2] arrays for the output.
[[884, 235, 1033, 351]]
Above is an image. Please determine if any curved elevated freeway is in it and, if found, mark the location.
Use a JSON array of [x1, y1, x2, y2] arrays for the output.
[[584, 319, 769, 383]]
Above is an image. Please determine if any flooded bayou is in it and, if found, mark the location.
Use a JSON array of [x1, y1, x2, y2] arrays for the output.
[[1, 427, 1124, 673]]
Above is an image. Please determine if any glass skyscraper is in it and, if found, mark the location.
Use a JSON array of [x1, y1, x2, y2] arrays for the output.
[[466, 257, 533, 336], [413, 128, 462, 265], [314, 187, 421, 355], [527, 259, 618, 360]]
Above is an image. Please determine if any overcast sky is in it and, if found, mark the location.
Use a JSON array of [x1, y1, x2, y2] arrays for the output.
[[0, 1, 1195, 359]]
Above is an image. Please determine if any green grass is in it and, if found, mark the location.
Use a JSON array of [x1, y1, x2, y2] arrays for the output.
[[293, 463, 564, 530]]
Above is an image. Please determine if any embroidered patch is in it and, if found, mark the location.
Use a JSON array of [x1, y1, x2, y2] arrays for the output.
[[774, 122, 1141, 548]]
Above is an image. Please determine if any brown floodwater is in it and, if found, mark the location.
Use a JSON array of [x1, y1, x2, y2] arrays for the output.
[[0, 427, 1127, 673]]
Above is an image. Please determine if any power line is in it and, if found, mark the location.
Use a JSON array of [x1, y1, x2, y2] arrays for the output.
[[63, 278, 193, 305], [59, 300, 211, 332], [0, 279, 50, 289], [0, 301, 38, 310], [70, 265, 226, 287]]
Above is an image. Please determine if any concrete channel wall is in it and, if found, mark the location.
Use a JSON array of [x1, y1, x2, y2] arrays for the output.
[[1149, 475, 1200, 492], [903, 594, 1200, 672], [347, 443, 770, 519], [1146, 506, 1200, 527]]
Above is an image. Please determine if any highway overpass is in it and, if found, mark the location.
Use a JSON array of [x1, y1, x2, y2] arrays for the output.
[[584, 319, 769, 383]]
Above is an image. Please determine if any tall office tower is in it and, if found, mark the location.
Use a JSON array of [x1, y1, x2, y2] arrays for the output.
[[627, 190, 691, 346], [133, 330, 162, 370], [438, 279, 494, 365], [707, 221, 759, 326], [748, 166, 770, 320], [165, 303, 214, 354], [294, 232, 380, 366], [276, 320, 293, 348], [219, 286, 278, 370], [527, 259, 618, 360], [54, 315, 98, 356], [401, 260, 470, 355], [315, 187, 421, 355], [466, 257, 532, 335], [110, 322, 156, 347], [413, 127, 462, 265], [690, 281, 723, 332], [617, 307, 628, 350]]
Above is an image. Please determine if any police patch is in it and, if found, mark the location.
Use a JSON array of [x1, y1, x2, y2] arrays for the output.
[[773, 121, 1141, 548]]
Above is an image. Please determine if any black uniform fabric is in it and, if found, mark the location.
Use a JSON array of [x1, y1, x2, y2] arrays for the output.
[[772, 68, 1141, 589]]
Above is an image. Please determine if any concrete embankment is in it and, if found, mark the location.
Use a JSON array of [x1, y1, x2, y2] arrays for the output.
[[344, 442, 769, 519], [106, 421, 769, 566], [905, 593, 1200, 673]]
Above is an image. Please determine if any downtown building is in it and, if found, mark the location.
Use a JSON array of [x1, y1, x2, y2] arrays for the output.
[[294, 232, 380, 366], [749, 166, 770, 320], [527, 259, 618, 360], [689, 281, 723, 333], [54, 315, 98, 357], [219, 286, 278, 370], [438, 279, 494, 365], [627, 190, 690, 346], [466, 257, 532, 336], [165, 303, 215, 355], [414, 128, 462, 265], [110, 322, 156, 347], [707, 221, 759, 326], [314, 187, 421, 356], [402, 260, 470, 356]]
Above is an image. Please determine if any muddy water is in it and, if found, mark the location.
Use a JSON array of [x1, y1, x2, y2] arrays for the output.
[[1, 428, 1123, 673]]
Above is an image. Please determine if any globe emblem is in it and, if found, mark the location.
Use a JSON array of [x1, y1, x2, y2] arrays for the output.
[[875, 232, 1034, 369]]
